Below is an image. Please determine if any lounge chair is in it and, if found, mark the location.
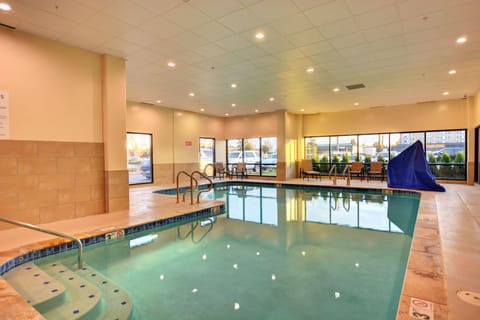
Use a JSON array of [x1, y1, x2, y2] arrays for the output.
[[214, 162, 228, 180], [301, 159, 321, 180], [367, 161, 385, 181], [350, 161, 364, 181], [231, 162, 247, 179]]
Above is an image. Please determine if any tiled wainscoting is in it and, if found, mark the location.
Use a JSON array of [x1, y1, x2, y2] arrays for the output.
[[0, 140, 105, 229]]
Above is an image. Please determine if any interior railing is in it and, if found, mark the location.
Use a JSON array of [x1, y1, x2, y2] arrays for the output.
[[0, 216, 84, 269], [176, 170, 214, 204], [328, 165, 337, 185]]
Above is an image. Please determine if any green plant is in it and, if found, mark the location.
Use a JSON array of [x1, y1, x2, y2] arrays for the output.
[[342, 153, 350, 163], [377, 154, 385, 162], [364, 155, 371, 163], [332, 154, 340, 163], [440, 153, 451, 163], [454, 151, 465, 163], [427, 152, 436, 163]]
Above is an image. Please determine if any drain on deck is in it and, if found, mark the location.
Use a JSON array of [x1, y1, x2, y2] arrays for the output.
[[457, 290, 480, 306]]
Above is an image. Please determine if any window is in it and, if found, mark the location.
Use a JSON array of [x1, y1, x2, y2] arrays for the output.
[[226, 137, 277, 177], [305, 129, 467, 181], [127, 132, 153, 185], [199, 137, 215, 175]]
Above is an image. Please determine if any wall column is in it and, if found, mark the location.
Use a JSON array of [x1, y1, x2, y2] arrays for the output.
[[102, 55, 129, 212]]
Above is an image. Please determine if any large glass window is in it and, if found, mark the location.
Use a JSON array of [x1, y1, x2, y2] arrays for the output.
[[306, 129, 467, 181], [199, 137, 215, 176], [226, 137, 277, 177], [127, 132, 153, 185]]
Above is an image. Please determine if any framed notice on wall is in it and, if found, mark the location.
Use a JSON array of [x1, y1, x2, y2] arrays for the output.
[[0, 90, 9, 139]]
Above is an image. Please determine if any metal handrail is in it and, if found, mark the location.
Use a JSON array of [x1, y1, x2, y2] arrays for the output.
[[191, 170, 214, 203], [176, 170, 194, 204], [329, 165, 337, 185], [0, 216, 83, 269]]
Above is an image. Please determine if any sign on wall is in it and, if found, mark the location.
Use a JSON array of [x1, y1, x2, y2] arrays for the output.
[[0, 90, 9, 139]]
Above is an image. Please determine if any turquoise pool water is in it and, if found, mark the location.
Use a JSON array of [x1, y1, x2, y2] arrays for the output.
[[38, 183, 420, 320]]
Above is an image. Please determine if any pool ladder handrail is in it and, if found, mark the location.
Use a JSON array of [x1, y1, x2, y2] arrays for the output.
[[328, 165, 337, 185], [176, 170, 214, 204], [0, 216, 84, 269]]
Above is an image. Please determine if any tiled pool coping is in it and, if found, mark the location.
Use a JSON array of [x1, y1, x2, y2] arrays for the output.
[[0, 180, 447, 320]]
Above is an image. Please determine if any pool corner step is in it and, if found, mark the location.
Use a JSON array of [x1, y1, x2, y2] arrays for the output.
[[2, 262, 65, 307], [75, 265, 132, 320]]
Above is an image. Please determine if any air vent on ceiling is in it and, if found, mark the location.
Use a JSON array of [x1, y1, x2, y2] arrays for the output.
[[345, 83, 365, 90]]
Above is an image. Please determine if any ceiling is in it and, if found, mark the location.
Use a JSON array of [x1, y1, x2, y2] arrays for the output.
[[1, 0, 480, 116]]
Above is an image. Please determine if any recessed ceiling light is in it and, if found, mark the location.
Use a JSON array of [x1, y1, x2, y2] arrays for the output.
[[306, 67, 315, 73], [0, 3, 11, 11], [443, 91, 449, 96], [255, 109, 259, 113], [300, 109, 305, 112], [354, 102, 359, 106], [448, 69, 456, 75], [156, 100, 162, 103], [456, 36, 467, 44], [269, 97, 274, 101], [189, 92, 195, 97], [333, 87, 340, 92], [224, 113, 229, 116], [255, 32, 265, 39], [231, 103, 236, 107], [200, 108, 205, 112], [231, 83, 237, 88], [167, 61, 176, 67]]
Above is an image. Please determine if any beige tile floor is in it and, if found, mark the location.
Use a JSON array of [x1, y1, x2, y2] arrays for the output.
[[0, 178, 479, 319]]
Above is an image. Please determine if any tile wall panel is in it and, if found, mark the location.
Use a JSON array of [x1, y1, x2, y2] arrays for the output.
[[0, 140, 106, 230]]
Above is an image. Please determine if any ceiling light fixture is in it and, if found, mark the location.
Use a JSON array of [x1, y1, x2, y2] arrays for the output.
[[156, 100, 162, 103], [167, 61, 176, 67], [443, 91, 449, 96], [189, 92, 195, 96], [354, 102, 359, 106], [231, 83, 237, 88], [255, 32, 265, 39], [448, 69, 456, 75], [200, 108, 205, 112], [333, 87, 340, 92], [231, 103, 236, 107], [300, 109, 305, 112], [0, 3, 11, 11], [269, 97, 274, 101], [255, 109, 259, 113], [306, 67, 314, 73], [224, 113, 229, 116], [456, 36, 467, 44]]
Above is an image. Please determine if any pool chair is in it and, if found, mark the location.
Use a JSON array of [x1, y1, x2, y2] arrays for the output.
[[350, 161, 364, 181], [231, 162, 247, 179], [367, 161, 385, 181], [214, 162, 228, 180], [301, 159, 321, 180]]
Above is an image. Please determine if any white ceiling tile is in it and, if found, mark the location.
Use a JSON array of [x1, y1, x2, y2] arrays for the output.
[[84, 12, 134, 37], [34, 0, 97, 23], [299, 41, 334, 56], [260, 37, 295, 54], [75, 0, 114, 10], [234, 45, 269, 59], [217, 8, 264, 33], [318, 18, 358, 39], [140, 16, 184, 39], [354, 5, 400, 30], [190, 0, 244, 19], [304, 1, 351, 26], [169, 32, 210, 50], [175, 50, 206, 65], [99, 38, 143, 57], [193, 21, 234, 42], [362, 22, 403, 42], [194, 44, 229, 58], [275, 48, 306, 61], [102, 1, 155, 26], [397, 0, 450, 19], [344, 0, 397, 15], [269, 12, 314, 35], [131, 0, 181, 15], [118, 28, 158, 47], [291, 0, 332, 11], [328, 32, 367, 49], [215, 34, 252, 51], [249, 0, 299, 21], [58, 24, 112, 50], [164, 3, 211, 29], [287, 28, 324, 46]]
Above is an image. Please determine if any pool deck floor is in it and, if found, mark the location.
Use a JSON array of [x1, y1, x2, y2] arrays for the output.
[[0, 178, 479, 319]]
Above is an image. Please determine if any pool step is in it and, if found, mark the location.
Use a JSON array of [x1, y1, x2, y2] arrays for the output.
[[3, 262, 132, 320]]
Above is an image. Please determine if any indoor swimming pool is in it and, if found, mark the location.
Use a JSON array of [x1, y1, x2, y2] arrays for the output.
[[32, 183, 420, 319]]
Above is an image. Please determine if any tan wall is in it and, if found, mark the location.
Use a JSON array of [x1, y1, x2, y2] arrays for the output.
[[303, 99, 468, 136], [0, 140, 105, 230], [0, 29, 103, 142], [126, 103, 225, 184], [224, 111, 283, 139]]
